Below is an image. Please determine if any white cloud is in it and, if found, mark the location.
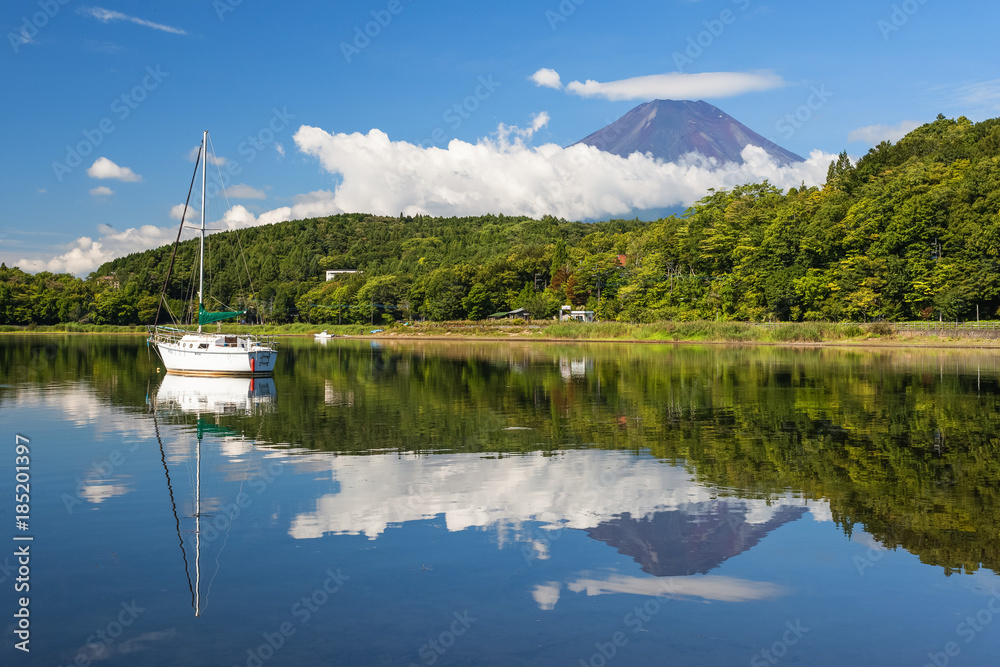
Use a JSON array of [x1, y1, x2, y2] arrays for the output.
[[87, 157, 142, 182], [529, 111, 550, 134], [847, 120, 922, 145], [227, 190, 343, 229], [17, 225, 174, 275], [275, 142, 286, 158], [564, 71, 785, 101], [953, 78, 1000, 109], [227, 183, 266, 199], [21, 119, 835, 275], [84, 39, 125, 54], [219, 204, 257, 229], [530, 68, 563, 90], [169, 204, 199, 221], [79, 6, 187, 35], [187, 145, 227, 166], [268, 121, 834, 223], [494, 111, 550, 146], [90, 186, 114, 197]]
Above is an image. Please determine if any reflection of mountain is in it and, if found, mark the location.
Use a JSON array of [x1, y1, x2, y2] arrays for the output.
[[587, 503, 807, 576]]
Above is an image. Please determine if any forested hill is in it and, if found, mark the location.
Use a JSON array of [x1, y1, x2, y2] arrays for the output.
[[102, 214, 642, 324], [4, 113, 1000, 325]]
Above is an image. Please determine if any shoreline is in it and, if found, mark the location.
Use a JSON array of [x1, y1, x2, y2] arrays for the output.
[[4, 328, 1000, 350], [339, 334, 1000, 350]]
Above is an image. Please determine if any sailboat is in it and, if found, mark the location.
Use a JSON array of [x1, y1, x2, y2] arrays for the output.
[[147, 131, 277, 376]]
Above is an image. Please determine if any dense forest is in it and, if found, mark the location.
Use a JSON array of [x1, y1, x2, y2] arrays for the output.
[[4, 113, 1000, 325]]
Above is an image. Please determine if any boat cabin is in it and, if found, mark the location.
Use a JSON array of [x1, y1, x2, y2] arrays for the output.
[[177, 334, 249, 350]]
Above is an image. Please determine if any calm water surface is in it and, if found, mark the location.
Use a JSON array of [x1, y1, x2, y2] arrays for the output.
[[2, 336, 1000, 666]]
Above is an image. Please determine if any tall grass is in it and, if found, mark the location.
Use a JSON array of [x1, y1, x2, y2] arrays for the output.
[[532, 320, 869, 342]]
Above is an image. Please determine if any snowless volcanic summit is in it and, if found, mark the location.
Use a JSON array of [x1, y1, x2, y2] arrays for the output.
[[574, 99, 805, 166]]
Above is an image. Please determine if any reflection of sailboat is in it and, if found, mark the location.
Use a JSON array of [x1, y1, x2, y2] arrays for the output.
[[151, 407, 205, 616], [155, 374, 276, 416], [151, 376, 271, 616]]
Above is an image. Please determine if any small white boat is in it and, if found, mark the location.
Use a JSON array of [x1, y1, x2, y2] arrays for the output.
[[148, 131, 277, 376], [314, 330, 335, 339]]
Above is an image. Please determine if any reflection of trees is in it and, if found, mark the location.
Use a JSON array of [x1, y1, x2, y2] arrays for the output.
[[3, 337, 1000, 576]]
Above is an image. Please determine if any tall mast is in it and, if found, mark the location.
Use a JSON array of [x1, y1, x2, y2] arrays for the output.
[[198, 130, 207, 333]]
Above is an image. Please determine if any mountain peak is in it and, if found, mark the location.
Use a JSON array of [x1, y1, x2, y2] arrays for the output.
[[575, 99, 804, 166]]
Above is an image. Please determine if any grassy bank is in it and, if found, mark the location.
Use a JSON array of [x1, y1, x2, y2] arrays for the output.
[[533, 321, 869, 342], [2, 320, 996, 345]]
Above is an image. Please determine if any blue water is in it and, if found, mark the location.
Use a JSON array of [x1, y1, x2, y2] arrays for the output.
[[2, 337, 1000, 666]]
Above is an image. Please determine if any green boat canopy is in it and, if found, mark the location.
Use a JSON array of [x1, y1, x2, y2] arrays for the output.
[[197, 418, 240, 440], [198, 304, 245, 326]]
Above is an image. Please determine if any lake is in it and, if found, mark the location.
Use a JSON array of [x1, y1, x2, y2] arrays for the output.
[[2, 335, 1000, 666]]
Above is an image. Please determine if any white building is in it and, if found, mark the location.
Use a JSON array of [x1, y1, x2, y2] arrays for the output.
[[325, 270, 362, 281], [560, 305, 595, 322]]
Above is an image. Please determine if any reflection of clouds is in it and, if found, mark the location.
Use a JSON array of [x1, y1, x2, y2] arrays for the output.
[[118, 630, 179, 655], [79, 482, 132, 504], [809, 503, 833, 523], [75, 629, 178, 662], [565, 573, 785, 604], [530, 539, 551, 560], [13, 383, 155, 441], [533, 583, 561, 611], [12, 383, 283, 507], [851, 532, 888, 552], [288, 450, 831, 540], [10, 385, 151, 508], [219, 438, 254, 459]]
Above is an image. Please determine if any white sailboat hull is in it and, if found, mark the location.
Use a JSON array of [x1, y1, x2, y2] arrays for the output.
[[151, 332, 277, 376]]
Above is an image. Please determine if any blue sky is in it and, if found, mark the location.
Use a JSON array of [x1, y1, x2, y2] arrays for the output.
[[3, 0, 999, 274]]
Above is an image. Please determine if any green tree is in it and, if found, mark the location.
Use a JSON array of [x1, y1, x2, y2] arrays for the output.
[[462, 283, 493, 320]]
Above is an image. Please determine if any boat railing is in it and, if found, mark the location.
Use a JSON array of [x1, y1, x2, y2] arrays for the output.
[[147, 325, 186, 345], [147, 325, 278, 349]]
